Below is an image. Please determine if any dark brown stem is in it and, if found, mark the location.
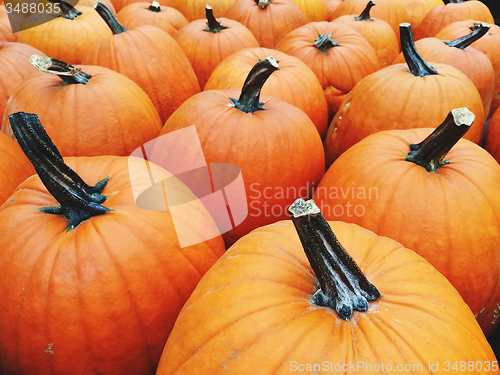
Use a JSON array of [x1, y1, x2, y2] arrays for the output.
[[254, 0, 270, 9], [313, 34, 340, 54], [447, 0, 464, 3], [204, 5, 228, 33], [30, 55, 91, 86], [46, 0, 82, 20], [355, 0, 375, 21], [289, 199, 381, 321], [400, 23, 437, 77], [230, 56, 279, 113], [406, 108, 475, 172], [95, 2, 128, 34], [8, 112, 111, 231], [147, 1, 161, 12], [445, 22, 490, 49]]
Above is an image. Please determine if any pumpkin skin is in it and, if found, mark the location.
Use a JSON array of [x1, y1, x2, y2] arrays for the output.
[[173, 8, 259, 89], [117, 2, 188, 34], [224, 0, 306, 49], [436, 20, 500, 119], [483, 106, 500, 164], [0, 131, 34, 205], [276, 21, 380, 122], [288, 0, 328, 22], [331, 0, 408, 45], [315, 122, 500, 335], [0, 41, 46, 123], [392, 26, 495, 119], [1, 61, 162, 157], [156, 220, 498, 374], [82, 6, 201, 124], [0, 152, 225, 375], [79, 0, 117, 13], [399, 0, 444, 31], [331, 2, 399, 68], [0, 5, 17, 42], [17, 6, 113, 65], [204, 48, 328, 138], [169, 0, 236, 21], [325, 0, 343, 20], [414, 0, 494, 40], [110, 0, 171, 13], [156, 58, 325, 247]]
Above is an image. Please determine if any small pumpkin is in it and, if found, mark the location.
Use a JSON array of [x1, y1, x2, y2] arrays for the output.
[[204, 47, 329, 138], [224, 0, 306, 48], [116, 1, 188, 34], [109, 0, 171, 13], [414, 0, 494, 40], [17, 1, 112, 64], [155, 198, 498, 374], [323, 23, 485, 166], [1, 56, 162, 157], [155, 57, 325, 247], [0, 112, 225, 375], [82, 2, 200, 124], [316, 108, 500, 335], [169, 0, 236, 21], [288, 0, 328, 22], [330, 0, 399, 67], [276, 20, 380, 122], [392, 22, 495, 119], [173, 5, 259, 89]]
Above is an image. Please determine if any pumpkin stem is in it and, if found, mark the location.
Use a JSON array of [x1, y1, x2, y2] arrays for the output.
[[400, 23, 437, 77], [204, 5, 228, 33], [230, 56, 279, 114], [448, 0, 464, 3], [30, 55, 91, 86], [313, 33, 340, 54], [254, 0, 270, 9], [147, 1, 161, 12], [406, 108, 475, 172], [289, 198, 381, 321], [50, 0, 82, 20], [445, 22, 490, 50], [8, 112, 111, 231], [94, 2, 128, 34], [355, 0, 375, 21]]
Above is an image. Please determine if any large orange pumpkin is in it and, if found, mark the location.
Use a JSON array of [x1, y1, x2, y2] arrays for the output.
[[155, 57, 325, 247], [155, 198, 498, 374], [224, 0, 306, 48], [17, 2, 112, 64], [82, 2, 200, 124], [204, 47, 328, 138], [0, 112, 225, 375], [276, 20, 380, 122], [1, 56, 162, 157], [173, 5, 259, 89], [323, 23, 485, 166], [392, 22, 494, 119], [316, 108, 500, 335]]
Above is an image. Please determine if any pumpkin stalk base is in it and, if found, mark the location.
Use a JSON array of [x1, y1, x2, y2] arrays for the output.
[[289, 199, 381, 321]]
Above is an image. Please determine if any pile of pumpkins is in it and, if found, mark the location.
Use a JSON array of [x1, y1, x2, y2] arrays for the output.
[[0, 0, 500, 373]]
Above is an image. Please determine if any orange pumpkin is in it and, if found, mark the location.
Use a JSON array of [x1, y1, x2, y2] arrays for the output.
[[276, 20, 380, 123], [316, 108, 500, 335], [0, 131, 34, 205], [169, 0, 236, 21], [323, 23, 485, 166], [156, 198, 498, 374], [288, 0, 328, 22], [82, 2, 200, 124], [436, 20, 500, 119], [110, 0, 171, 13], [414, 0, 494, 40], [483, 105, 500, 164], [155, 57, 325, 247], [116, 1, 188, 34], [224, 0, 306, 48], [392, 22, 495, 119], [325, 0, 343, 20], [78, 0, 117, 13], [173, 5, 259, 89], [0, 5, 17, 42], [0, 112, 225, 374], [17, 2, 112, 64], [204, 47, 328, 138], [1, 57, 162, 157], [331, 1, 399, 68], [399, 0, 444, 31]]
